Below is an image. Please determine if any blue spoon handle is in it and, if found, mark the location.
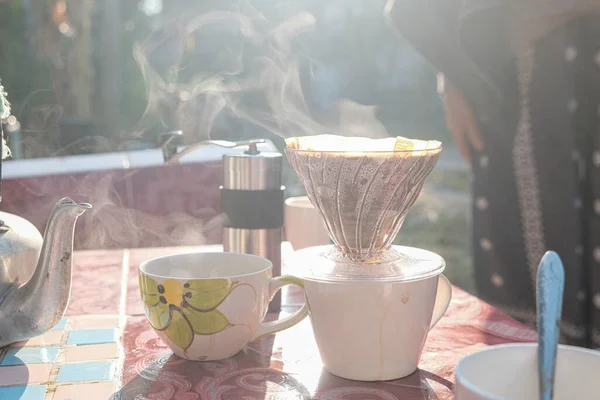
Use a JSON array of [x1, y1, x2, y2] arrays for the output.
[[537, 251, 565, 400]]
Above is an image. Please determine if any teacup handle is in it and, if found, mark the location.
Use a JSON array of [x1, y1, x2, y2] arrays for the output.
[[251, 275, 309, 341], [429, 274, 452, 329]]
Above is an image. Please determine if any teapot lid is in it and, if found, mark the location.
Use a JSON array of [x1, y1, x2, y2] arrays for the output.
[[284, 245, 445, 283]]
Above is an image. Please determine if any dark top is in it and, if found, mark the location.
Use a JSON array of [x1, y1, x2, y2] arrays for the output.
[[384, 0, 509, 123]]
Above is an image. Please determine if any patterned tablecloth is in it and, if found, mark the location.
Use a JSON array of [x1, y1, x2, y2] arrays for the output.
[[0, 245, 537, 400]]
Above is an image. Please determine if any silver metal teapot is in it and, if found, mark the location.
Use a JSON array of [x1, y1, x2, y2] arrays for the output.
[[0, 83, 90, 346], [0, 197, 90, 347]]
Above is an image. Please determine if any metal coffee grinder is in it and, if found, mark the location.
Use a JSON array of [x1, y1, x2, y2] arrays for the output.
[[221, 142, 284, 312], [162, 136, 285, 312]]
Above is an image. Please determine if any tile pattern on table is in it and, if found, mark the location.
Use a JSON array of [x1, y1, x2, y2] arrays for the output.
[[54, 382, 117, 400], [67, 328, 119, 346], [56, 361, 116, 383], [1, 347, 60, 366], [0, 315, 124, 400], [0, 384, 48, 400]]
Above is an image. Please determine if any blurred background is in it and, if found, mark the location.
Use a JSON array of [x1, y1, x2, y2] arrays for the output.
[[0, 0, 473, 293]]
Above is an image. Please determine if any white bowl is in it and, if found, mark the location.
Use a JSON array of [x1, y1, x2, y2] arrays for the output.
[[455, 343, 600, 400]]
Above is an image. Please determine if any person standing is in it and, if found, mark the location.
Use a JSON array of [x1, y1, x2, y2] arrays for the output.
[[386, 0, 600, 347]]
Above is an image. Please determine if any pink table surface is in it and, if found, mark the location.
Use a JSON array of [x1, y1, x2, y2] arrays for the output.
[[7, 246, 538, 399]]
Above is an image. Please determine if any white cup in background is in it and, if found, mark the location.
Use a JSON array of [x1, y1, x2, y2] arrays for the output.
[[284, 196, 331, 251], [455, 343, 600, 399]]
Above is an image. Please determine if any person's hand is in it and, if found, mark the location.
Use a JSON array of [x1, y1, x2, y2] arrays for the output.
[[437, 73, 484, 165]]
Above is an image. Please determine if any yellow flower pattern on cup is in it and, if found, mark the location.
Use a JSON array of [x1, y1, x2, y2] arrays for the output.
[[139, 274, 241, 351]]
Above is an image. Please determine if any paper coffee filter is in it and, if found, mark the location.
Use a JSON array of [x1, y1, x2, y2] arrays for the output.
[[285, 134, 441, 155]]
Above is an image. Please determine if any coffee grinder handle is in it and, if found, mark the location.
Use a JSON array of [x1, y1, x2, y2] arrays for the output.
[[163, 137, 266, 164], [251, 275, 308, 341]]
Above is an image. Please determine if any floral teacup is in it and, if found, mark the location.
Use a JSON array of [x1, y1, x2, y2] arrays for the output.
[[139, 252, 307, 361]]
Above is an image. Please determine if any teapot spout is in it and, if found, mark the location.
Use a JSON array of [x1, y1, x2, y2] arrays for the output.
[[0, 198, 90, 346]]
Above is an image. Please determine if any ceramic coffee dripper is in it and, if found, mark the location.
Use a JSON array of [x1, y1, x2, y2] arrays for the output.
[[139, 252, 308, 361], [284, 134, 450, 381]]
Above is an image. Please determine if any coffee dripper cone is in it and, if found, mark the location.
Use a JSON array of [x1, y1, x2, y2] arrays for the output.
[[285, 134, 441, 262]]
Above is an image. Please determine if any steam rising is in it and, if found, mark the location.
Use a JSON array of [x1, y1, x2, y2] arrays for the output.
[[5, 4, 396, 251], [132, 5, 391, 142], [6, 166, 225, 250]]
